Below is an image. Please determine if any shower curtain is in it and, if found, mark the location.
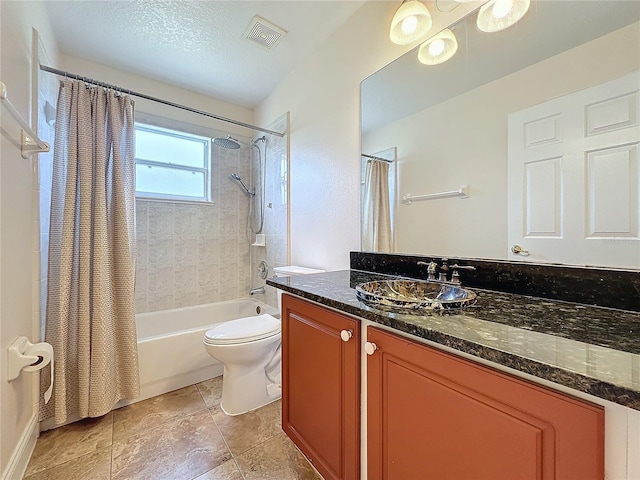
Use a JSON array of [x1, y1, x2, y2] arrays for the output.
[[362, 159, 392, 252], [42, 79, 139, 424]]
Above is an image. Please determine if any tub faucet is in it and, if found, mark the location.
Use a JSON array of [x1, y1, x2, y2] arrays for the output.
[[250, 286, 265, 295]]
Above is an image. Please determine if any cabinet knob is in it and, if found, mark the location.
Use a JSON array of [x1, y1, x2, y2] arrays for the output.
[[364, 342, 378, 355], [340, 329, 353, 342]]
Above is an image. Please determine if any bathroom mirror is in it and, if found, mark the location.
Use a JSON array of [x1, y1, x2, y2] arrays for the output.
[[361, 0, 640, 269]]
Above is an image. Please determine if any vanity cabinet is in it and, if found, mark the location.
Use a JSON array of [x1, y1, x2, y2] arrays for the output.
[[366, 326, 605, 480], [281, 294, 360, 480]]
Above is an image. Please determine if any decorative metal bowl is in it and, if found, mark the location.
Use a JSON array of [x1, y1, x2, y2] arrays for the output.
[[355, 279, 477, 312]]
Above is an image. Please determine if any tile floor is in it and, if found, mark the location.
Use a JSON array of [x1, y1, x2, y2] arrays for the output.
[[24, 377, 323, 480]]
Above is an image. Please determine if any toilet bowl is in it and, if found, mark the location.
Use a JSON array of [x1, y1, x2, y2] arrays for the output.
[[203, 313, 281, 415], [203, 266, 324, 416]]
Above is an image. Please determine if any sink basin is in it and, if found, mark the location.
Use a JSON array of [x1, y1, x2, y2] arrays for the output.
[[355, 279, 476, 311]]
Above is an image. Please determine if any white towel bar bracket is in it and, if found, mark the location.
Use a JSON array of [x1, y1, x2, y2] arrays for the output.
[[21, 130, 50, 159], [1, 81, 50, 159], [402, 185, 469, 205]]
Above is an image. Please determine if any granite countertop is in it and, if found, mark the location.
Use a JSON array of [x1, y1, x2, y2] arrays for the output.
[[267, 269, 640, 410]]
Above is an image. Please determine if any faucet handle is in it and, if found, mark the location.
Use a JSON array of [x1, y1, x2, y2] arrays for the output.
[[449, 264, 475, 286], [417, 260, 438, 281], [450, 264, 476, 271]]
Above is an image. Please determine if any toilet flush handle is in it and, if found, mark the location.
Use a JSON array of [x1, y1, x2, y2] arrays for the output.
[[340, 330, 353, 342]]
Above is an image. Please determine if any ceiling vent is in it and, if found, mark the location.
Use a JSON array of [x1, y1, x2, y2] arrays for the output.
[[243, 16, 287, 50]]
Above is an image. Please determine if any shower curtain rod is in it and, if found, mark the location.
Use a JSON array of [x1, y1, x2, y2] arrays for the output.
[[39, 64, 285, 138], [362, 153, 393, 163]]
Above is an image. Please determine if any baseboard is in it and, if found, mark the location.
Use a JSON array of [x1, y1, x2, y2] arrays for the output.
[[2, 413, 38, 480]]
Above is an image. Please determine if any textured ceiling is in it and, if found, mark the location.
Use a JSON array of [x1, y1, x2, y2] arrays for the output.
[[45, 0, 368, 108]]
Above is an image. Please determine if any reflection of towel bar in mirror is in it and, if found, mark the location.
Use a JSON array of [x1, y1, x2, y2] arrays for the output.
[[1, 81, 50, 159], [402, 185, 468, 204]]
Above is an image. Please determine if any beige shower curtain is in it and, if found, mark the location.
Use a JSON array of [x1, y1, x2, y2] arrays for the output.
[[42, 80, 139, 424], [362, 159, 392, 252]]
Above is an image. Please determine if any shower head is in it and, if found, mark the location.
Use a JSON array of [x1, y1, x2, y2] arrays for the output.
[[213, 136, 241, 149], [230, 173, 255, 196]]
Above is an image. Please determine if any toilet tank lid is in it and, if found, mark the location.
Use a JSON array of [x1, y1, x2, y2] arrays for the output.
[[273, 266, 325, 276]]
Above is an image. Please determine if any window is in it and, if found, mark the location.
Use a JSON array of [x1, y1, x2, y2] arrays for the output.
[[135, 123, 211, 202]]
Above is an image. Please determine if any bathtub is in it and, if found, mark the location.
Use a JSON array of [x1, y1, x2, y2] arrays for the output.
[[118, 298, 279, 407]]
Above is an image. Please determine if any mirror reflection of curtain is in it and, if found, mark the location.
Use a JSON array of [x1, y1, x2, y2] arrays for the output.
[[362, 159, 392, 252], [41, 79, 140, 424]]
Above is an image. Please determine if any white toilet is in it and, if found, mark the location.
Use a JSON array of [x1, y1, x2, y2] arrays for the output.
[[203, 265, 324, 415]]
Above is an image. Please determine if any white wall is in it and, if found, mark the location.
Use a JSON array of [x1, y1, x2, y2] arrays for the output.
[[363, 22, 640, 260], [0, 2, 59, 479], [255, 0, 479, 271]]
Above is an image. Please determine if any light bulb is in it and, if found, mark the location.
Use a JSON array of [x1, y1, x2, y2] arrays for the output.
[[492, 0, 514, 19], [428, 39, 446, 56], [390, 0, 433, 45], [418, 28, 458, 65], [401, 15, 418, 34], [477, 0, 530, 32]]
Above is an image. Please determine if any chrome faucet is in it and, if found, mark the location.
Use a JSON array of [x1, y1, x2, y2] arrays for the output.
[[249, 286, 265, 295], [449, 263, 476, 285], [417, 260, 438, 281], [418, 260, 476, 285]]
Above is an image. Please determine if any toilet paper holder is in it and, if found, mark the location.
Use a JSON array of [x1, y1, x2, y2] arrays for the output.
[[7, 336, 46, 381]]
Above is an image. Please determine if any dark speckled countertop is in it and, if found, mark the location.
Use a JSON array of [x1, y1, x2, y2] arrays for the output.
[[267, 269, 640, 410]]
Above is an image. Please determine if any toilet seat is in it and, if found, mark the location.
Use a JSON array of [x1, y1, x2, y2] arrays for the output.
[[204, 314, 280, 345]]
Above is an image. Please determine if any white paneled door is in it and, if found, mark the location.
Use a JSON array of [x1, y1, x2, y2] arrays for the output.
[[508, 72, 640, 268]]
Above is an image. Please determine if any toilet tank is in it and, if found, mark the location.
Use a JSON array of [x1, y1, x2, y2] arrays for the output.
[[273, 266, 325, 311], [273, 266, 325, 277]]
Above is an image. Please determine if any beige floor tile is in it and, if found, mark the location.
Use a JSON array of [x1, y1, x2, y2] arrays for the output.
[[213, 400, 282, 456], [196, 376, 223, 408], [235, 433, 322, 480], [25, 413, 113, 476], [193, 459, 244, 480], [198, 376, 224, 415], [112, 385, 207, 442], [24, 447, 111, 480], [111, 409, 231, 480]]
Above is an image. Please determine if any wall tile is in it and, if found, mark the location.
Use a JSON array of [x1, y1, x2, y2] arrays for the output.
[[198, 286, 219, 305], [174, 236, 198, 265], [148, 235, 174, 268], [175, 288, 199, 309], [136, 202, 149, 235], [174, 264, 198, 291], [148, 266, 174, 293], [148, 202, 174, 235], [174, 204, 198, 235], [197, 235, 219, 263], [197, 205, 219, 235], [147, 290, 174, 312]]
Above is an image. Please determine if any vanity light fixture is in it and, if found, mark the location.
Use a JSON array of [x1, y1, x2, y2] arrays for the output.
[[476, 0, 530, 33], [390, 0, 433, 45], [418, 28, 458, 65]]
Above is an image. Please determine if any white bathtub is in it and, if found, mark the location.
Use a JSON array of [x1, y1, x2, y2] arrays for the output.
[[118, 298, 279, 406]]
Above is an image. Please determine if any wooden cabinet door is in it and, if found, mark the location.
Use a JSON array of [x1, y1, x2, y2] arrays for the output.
[[282, 294, 360, 480], [367, 327, 604, 480]]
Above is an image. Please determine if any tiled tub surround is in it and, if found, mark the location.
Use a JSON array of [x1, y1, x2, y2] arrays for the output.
[[249, 114, 289, 308], [135, 138, 253, 313], [136, 114, 289, 313], [267, 269, 640, 410], [135, 116, 289, 314]]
